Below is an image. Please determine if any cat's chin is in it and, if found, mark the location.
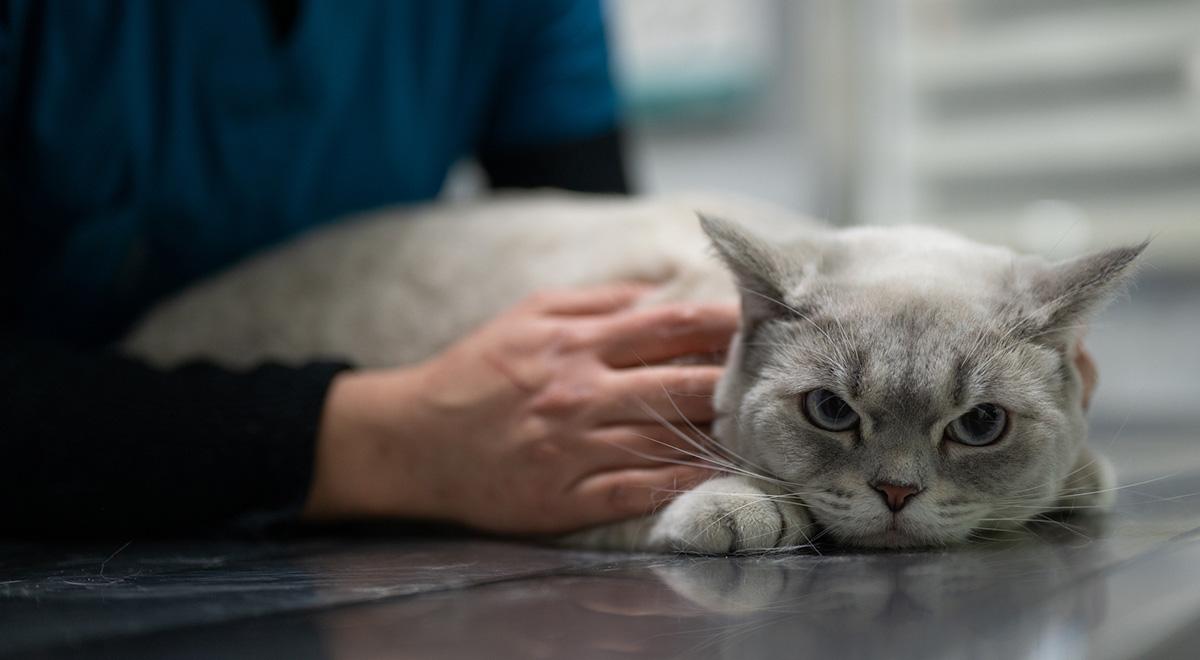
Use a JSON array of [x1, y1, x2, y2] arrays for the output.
[[843, 529, 946, 550], [822, 517, 961, 550]]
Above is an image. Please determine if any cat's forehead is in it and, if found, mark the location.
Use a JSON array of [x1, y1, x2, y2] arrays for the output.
[[854, 302, 994, 407], [827, 297, 991, 373], [815, 225, 1022, 304], [797, 277, 1011, 352], [769, 290, 1045, 413], [751, 224, 1062, 408]]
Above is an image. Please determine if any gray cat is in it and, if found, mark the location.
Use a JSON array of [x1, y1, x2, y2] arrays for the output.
[[124, 192, 1143, 553]]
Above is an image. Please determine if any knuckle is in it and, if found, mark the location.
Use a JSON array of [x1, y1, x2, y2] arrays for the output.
[[696, 369, 722, 389], [523, 290, 561, 309], [673, 373, 702, 393], [528, 380, 596, 415], [672, 371, 717, 395], [541, 323, 590, 351], [516, 416, 553, 443], [659, 305, 700, 329], [523, 439, 564, 466]]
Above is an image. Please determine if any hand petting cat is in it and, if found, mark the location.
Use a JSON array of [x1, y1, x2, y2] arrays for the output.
[[121, 192, 1125, 551], [302, 283, 734, 534]]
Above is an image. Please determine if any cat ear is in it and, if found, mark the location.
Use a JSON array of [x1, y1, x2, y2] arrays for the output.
[[698, 213, 806, 327], [1018, 241, 1148, 346]]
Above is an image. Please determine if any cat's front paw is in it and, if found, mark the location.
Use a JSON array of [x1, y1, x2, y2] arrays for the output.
[[649, 476, 814, 554]]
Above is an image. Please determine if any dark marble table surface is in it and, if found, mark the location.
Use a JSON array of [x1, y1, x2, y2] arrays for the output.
[[4, 424, 1200, 660]]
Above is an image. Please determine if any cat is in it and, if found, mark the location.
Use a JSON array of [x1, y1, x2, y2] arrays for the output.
[[122, 192, 1144, 553]]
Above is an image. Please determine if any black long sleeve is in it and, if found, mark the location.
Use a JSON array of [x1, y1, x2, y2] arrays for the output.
[[0, 331, 348, 538], [480, 128, 631, 195]]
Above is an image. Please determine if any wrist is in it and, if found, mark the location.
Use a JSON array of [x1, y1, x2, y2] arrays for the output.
[[302, 365, 438, 521]]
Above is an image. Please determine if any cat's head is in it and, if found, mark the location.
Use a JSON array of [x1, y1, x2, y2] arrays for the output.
[[700, 215, 1145, 548]]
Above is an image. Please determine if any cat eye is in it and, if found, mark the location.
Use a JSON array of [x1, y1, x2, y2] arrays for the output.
[[802, 389, 860, 432], [945, 404, 1008, 447]]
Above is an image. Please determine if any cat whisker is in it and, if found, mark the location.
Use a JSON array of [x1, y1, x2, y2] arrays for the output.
[[984, 503, 1101, 511], [695, 491, 822, 507], [629, 365, 790, 485], [967, 527, 1033, 542], [626, 397, 774, 480], [1012, 462, 1100, 496], [1003, 453, 1109, 498], [611, 442, 761, 481], [616, 431, 794, 487], [976, 515, 1094, 542], [1051, 472, 1179, 500]]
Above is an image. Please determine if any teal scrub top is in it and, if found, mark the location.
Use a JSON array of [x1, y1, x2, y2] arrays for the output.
[[0, 0, 619, 340]]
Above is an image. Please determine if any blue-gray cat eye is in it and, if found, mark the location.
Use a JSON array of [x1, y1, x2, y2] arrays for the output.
[[946, 404, 1008, 446], [802, 389, 860, 432]]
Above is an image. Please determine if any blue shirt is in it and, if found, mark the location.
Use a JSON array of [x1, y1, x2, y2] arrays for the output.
[[0, 0, 619, 341]]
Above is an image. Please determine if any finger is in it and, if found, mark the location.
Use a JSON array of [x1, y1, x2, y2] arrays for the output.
[[523, 283, 651, 316], [584, 424, 721, 470], [571, 465, 715, 525], [590, 303, 739, 367], [594, 366, 723, 425], [1074, 340, 1098, 411]]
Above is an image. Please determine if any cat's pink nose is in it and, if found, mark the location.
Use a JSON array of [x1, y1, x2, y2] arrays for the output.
[[872, 482, 921, 512]]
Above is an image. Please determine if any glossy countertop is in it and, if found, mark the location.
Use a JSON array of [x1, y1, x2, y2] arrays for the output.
[[3, 423, 1200, 660]]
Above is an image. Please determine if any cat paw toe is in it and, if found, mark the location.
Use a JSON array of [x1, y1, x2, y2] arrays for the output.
[[650, 479, 812, 554]]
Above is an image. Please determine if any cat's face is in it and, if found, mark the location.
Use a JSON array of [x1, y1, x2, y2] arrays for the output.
[[702, 216, 1144, 548]]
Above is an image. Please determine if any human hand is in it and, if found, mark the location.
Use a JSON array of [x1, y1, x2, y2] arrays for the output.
[[303, 284, 736, 534], [1074, 340, 1098, 411]]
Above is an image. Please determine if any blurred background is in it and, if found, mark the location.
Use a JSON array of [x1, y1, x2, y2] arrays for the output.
[[601, 0, 1200, 431]]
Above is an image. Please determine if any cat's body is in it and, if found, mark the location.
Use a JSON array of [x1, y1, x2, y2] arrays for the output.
[[124, 193, 791, 370], [123, 192, 1139, 553]]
